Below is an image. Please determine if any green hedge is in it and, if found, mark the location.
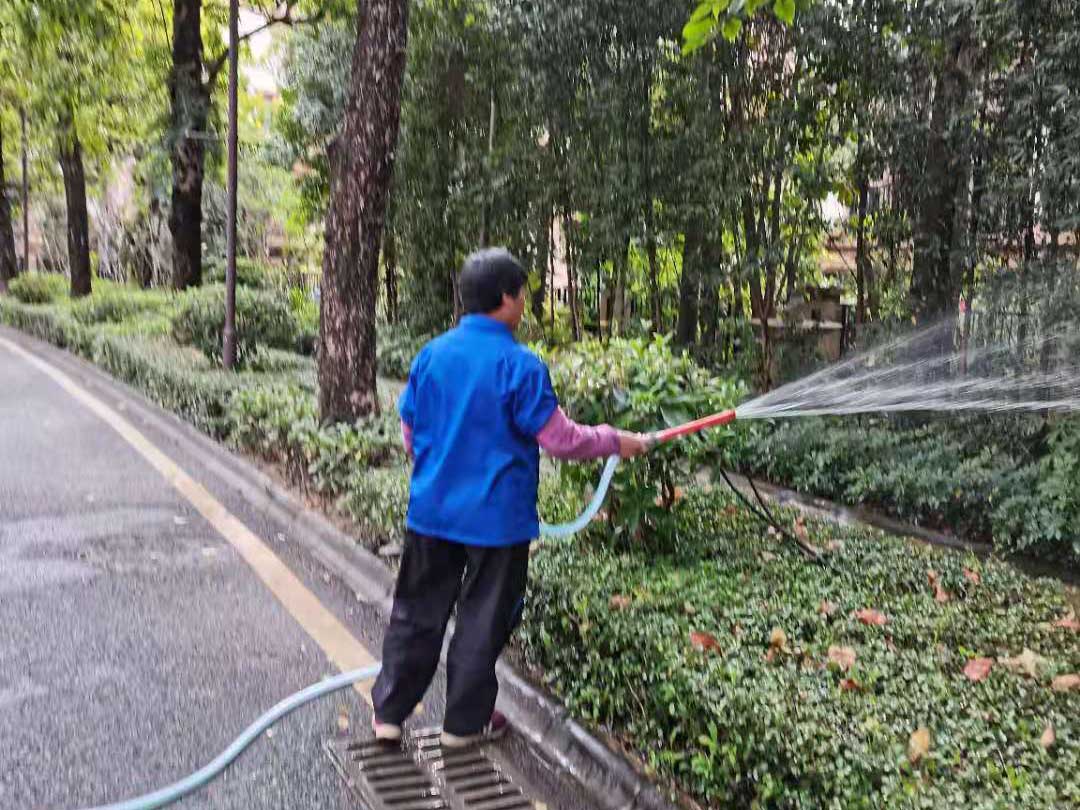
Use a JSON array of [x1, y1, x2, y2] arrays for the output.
[[522, 489, 1080, 809], [543, 335, 745, 549], [225, 384, 408, 545], [734, 415, 1080, 564], [204, 257, 278, 289], [171, 285, 302, 367], [8, 274, 69, 304]]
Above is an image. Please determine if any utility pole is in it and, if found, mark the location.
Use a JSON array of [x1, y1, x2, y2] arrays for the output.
[[222, 0, 239, 369], [21, 109, 28, 272]]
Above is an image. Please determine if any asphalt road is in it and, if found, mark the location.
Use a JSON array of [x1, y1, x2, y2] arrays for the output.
[[0, 338, 387, 810]]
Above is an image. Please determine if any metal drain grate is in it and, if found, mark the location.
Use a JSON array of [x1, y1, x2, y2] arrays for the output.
[[326, 737, 447, 810], [412, 728, 534, 810], [327, 728, 536, 810]]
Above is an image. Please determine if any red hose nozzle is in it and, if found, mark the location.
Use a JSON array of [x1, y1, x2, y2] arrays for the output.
[[650, 408, 737, 446]]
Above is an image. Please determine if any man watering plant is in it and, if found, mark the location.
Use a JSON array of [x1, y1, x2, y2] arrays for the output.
[[372, 247, 649, 748]]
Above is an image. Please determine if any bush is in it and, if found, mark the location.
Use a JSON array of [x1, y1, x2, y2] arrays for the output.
[[204, 257, 277, 289], [520, 487, 1080, 809], [992, 417, 1080, 561], [376, 325, 429, 380], [171, 285, 302, 366], [0, 297, 90, 353], [8, 274, 68, 305], [541, 335, 746, 549], [71, 289, 170, 326], [226, 383, 408, 549], [733, 414, 1079, 565], [91, 336, 252, 436]]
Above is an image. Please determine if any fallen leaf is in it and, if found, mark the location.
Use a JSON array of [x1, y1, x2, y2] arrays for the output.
[[908, 727, 931, 764], [819, 600, 838, 617], [766, 526, 779, 537], [1040, 722, 1055, 750], [827, 645, 857, 671], [962, 567, 981, 585], [927, 569, 951, 603], [609, 594, 632, 610], [1052, 611, 1079, 632], [690, 631, 722, 654], [998, 648, 1048, 679], [683, 601, 698, 615], [764, 647, 779, 663], [839, 678, 860, 692], [673, 487, 685, 502], [1051, 673, 1080, 692], [793, 520, 810, 543], [760, 551, 778, 563], [963, 657, 994, 682], [723, 505, 739, 516], [854, 608, 888, 626], [769, 628, 787, 649], [826, 539, 844, 552]]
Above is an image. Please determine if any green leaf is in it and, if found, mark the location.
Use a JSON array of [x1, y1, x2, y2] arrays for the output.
[[773, 0, 796, 25], [721, 16, 743, 41], [682, 16, 717, 48]]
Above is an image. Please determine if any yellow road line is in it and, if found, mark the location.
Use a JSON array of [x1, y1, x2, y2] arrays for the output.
[[0, 336, 377, 700]]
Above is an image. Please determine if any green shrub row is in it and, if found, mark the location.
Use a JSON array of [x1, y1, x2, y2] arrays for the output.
[[170, 284, 303, 367], [733, 415, 1080, 564], [521, 488, 1080, 809], [8, 273, 69, 304]]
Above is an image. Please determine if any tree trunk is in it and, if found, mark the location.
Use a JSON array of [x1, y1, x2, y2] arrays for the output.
[[564, 213, 581, 341], [318, 0, 409, 424], [911, 25, 975, 324], [531, 211, 550, 324], [0, 120, 18, 292], [383, 226, 399, 325], [676, 218, 703, 346], [57, 110, 91, 299], [854, 172, 871, 324], [169, 0, 209, 290]]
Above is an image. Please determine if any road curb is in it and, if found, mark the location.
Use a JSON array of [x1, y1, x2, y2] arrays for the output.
[[2, 327, 681, 810]]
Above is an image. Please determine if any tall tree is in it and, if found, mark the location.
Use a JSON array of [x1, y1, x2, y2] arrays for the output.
[[0, 117, 17, 291], [168, 0, 336, 290], [318, 0, 408, 423]]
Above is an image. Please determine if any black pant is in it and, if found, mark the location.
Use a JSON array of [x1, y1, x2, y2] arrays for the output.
[[372, 531, 530, 735]]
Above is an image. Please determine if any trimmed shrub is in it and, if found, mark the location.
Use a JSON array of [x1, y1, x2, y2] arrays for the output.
[[204, 257, 277, 289], [71, 289, 170, 326], [171, 285, 302, 366], [542, 335, 745, 549], [376, 325, 430, 380], [8, 274, 68, 305]]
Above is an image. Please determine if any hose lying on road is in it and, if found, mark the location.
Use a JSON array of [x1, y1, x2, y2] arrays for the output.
[[84, 665, 382, 810]]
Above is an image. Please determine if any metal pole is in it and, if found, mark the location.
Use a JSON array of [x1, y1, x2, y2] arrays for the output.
[[21, 108, 28, 272], [222, 0, 239, 369]]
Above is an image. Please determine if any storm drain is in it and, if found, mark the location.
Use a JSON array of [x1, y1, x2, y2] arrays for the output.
[[327, 728, 536, 810]]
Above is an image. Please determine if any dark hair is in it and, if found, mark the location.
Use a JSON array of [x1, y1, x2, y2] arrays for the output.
[[459, 248, 528, 315]]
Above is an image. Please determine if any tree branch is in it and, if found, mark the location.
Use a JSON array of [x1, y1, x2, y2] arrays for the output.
[[205, 1, 328, 87]]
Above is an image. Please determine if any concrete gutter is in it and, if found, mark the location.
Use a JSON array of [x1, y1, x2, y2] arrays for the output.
[[3, 327, 680, 810]]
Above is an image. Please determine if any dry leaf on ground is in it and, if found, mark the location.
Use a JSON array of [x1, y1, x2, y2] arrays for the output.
[[690, 631, 722, 653], [997, 648, 1048, 679], [854, 608, 888, 626], [908, 727, 931, 764], [1050, 673, 1080, 692], [1040, 722, 1055, 750], [827, 645, 857, 671], [609, 594, 632, 610], [963, 657, 993, 682], [1052, 611, 1079, 632]]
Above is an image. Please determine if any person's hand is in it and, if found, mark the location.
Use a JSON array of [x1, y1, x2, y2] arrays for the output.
[[617, 431, 651, 459]]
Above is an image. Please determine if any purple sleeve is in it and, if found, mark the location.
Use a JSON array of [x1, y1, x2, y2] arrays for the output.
[[536, 407, 620, 460], [401, 420, 414, 459]]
